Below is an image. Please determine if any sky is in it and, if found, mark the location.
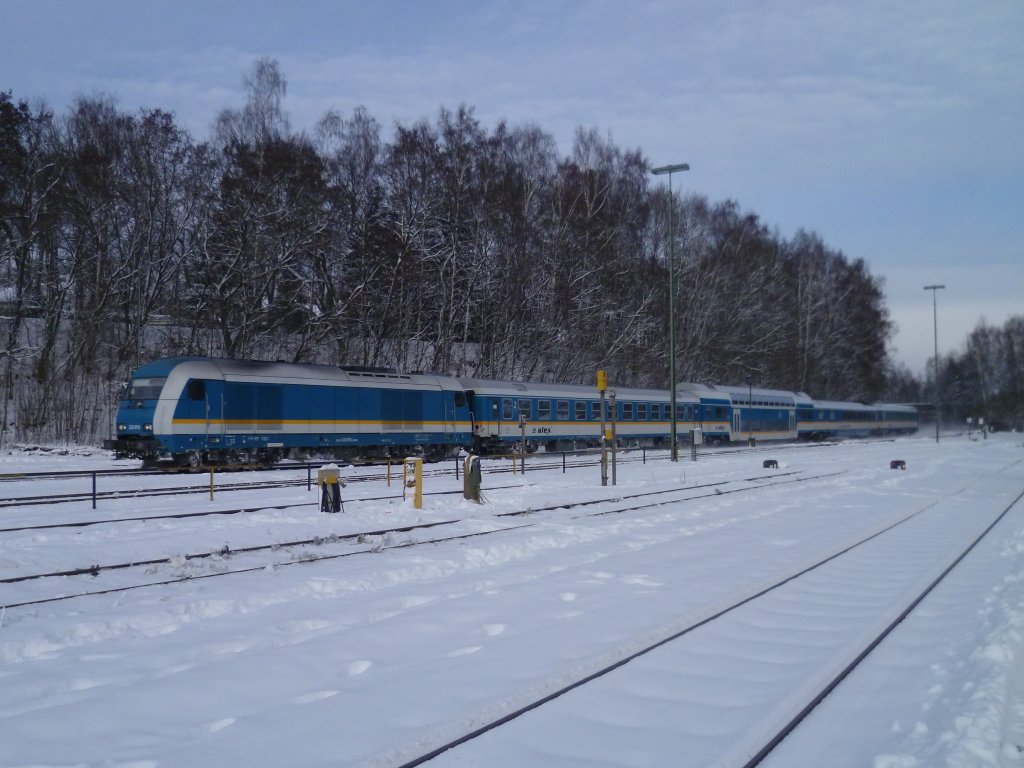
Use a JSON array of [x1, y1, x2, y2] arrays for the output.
[[2, 0, 1022, 375]]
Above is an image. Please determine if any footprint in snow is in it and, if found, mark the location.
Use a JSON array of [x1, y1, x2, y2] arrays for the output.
[[447, 646, 483, 657], [207, 718, 236, 734], [482, 623, 506, 637], [291, 690, 340, 705], [347, 660, 372, 676]]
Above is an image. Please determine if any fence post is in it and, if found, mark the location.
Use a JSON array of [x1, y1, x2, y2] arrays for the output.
[[92, 472, 97, 510]]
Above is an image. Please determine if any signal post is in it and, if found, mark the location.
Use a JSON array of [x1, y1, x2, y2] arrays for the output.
[[598, 370, 608, 487]]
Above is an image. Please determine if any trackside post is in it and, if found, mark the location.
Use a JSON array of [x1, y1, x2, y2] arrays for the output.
[[403, 457, 423, 509], [463, 454, 482, 502], [317, 463, 345, 513], [598, 369, 608, 487]]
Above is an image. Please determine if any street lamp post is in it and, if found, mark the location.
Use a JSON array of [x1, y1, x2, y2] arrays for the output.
[[924, 284, 945, 443], [651, 162, 690, 462]]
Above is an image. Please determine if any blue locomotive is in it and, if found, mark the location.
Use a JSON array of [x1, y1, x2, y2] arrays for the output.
[[105, 357, 472, 467], [104, 356, 918, 466]]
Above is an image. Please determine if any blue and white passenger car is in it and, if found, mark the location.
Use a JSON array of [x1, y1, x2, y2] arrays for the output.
[[461, 378, 701, 453]]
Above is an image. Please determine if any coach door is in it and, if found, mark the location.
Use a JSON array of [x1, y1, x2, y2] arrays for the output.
[[732, 409, 742, 437]]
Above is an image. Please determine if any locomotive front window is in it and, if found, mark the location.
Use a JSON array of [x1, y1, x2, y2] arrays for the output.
[[127, 377, 166, 400]]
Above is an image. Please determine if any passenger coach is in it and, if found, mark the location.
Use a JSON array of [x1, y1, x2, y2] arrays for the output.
[[461, 378, 700, 454]]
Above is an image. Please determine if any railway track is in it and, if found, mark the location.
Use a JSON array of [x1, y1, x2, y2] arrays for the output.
[[381, 462, 1024, 768], [0, 469, 835, 610], [0, 439, 852, 509], [0, 454, 625, 509]]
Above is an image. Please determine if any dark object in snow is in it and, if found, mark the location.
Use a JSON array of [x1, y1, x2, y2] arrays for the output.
[[763, 459, 779, 469], [890, 460, 906, 470], [318, 465, 345, 513]]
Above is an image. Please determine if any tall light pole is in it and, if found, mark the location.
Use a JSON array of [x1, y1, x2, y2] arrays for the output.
[[924, 284, 945, 443], [651, 162, 690, 461]]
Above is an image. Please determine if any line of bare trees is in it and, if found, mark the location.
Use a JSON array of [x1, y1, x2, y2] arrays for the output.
[[1, 60, 898, 445]]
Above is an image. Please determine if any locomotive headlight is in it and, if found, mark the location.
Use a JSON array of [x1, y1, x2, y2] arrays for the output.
[[143, 423, 153, 432], [117, 423, 127, 432]]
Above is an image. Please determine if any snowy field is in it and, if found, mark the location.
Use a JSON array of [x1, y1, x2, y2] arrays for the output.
[[2, 435, 1024, 768]]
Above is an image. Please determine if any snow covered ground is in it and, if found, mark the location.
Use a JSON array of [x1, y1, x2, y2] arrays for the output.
[[1, 435, 1023, 767]]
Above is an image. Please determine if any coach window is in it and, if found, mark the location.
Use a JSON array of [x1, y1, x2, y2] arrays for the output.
[[651, 404, 660, 420], [592, 402, 601, 421], [502, 398, 514, 420], [557, 400, 570, 420], [623, 402, 634, 420], [575, 401, 587, 421], [637, 403, 647, 420], [538, 400, 552, 420], [519, 399, 532, 419]]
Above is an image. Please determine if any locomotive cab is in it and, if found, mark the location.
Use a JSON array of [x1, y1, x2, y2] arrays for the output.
[[103, 374, 168, 458]]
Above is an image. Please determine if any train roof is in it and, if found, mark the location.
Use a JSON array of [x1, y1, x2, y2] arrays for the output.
[[458, 377, 699, 403], [680, 382, 813, 408], [809, 399, 876, 412], [871, 403, 919, 413], [130, 357, 465, 391]]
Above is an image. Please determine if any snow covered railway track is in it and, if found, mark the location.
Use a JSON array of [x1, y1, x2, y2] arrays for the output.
[[383, 468, 1024, 768], [0, 477, 313, 509], [0, 470, 838, 611], [0, 482, 534, 534], [740, 479, 1024, 767]]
